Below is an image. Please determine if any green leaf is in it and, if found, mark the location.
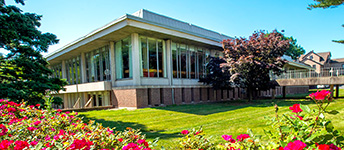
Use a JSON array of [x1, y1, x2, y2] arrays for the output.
[[326, 110, 339, 115], [305, 133, 317, 143], [300, 105, 310, 113], [35, 142, 43, 150], [325, 121, 334, 132], [247, 128, 254, 137], [281, 126, 290, 133], [55, 142, 63, 149]]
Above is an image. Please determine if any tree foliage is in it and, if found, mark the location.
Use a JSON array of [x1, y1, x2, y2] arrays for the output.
[[0, 0, 67, 105], [282, 36, 305, 60], [308, 0, 344, 44], [308, 0, 344, 9], [199, 57, 232, 90], [221, 30, 290, 100]]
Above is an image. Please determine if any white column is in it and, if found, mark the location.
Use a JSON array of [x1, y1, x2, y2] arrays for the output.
[[61, 60, 67, 79], [109, 41, 116, 86], [80, 52, 87, 83], [131, 33, 141, 86], [166, 40, 172, 86], [63, 93, 68, 109]]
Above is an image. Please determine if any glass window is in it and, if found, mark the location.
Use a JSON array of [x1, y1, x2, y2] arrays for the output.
[[180, 44, 187, 78], [189, 46, 196, 79], [172, 42, 178, 78], [197, 48, 205, 78], [64, 56, 81, 85], [158, 40, 164, 77], [140, 36, 165, 78], [115, 37, 132, 79], [51, 63, 62, 79], [171, 42, 208, 79], [149, 38, 157, 77], [85, 45, 111, 82]]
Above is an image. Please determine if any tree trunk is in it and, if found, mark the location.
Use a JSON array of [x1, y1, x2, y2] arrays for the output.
[[248, 87, 253, 102]]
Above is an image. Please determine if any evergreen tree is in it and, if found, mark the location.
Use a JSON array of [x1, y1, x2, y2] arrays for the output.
[[308, 0, 344, 9], [309, 0, 344, 44], [0, 0, 67, 105], [282, 36, 305, 60]]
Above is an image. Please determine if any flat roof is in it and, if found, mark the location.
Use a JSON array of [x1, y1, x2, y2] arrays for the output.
[[46, 9, 232, 60]]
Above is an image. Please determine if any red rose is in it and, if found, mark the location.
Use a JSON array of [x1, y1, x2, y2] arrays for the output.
[[181, 130, 189, 135], [289, 104, 303, 113]]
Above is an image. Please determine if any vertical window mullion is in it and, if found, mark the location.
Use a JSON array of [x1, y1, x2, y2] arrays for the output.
[[70, 60, 74, 84], [75, 58, 78, 84], [179, 44, 181, 78], [147, 38, 150, 77], [156, 40, 159, 78], [196, 52, 199, 79], [105, 47, 110, 81], [100, 50, 104, 81], [186, 45, 189, 79]]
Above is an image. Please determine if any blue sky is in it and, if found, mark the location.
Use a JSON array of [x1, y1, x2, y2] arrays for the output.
[[3, 0, 344, 58]]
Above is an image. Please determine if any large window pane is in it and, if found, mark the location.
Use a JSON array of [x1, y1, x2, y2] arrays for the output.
[[180, 44, 187, 78], [64, 56, 81, 85], [189, 46, 196, 79], [140, 36, 165, 78], [85, 45, 111, 82], [51, 63, 62, 79], [158, 40, 164, 77], [171, 42, 209, 80], [198, 49, 204, 79], [122, 38, 131, 78], [148, 39, 157, 77], [115, 37, 132, 79], [103, 47, 111, 81], [141, 37, 149, 77], [172, 42, 178, 78]]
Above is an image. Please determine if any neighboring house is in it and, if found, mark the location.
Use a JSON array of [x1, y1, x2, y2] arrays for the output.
[[299, 51, 331, 73], [328, 58, 344, 69], [47, 9, 310, 109], [299, 50, 344, 73], [283, 55, 314, 71]]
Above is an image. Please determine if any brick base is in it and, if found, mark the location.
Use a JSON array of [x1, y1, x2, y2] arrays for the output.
[[111, 86, 309, 108]]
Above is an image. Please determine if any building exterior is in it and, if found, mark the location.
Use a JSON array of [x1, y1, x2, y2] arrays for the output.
[[299, 50, 344, 72], [328, 58, 344, 68], [47, 9, 310, 110]]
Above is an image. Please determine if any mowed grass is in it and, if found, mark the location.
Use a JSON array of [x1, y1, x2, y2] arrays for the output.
[[79, 89, 344, 149]]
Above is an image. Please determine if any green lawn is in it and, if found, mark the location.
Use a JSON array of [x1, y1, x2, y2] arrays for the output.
[[79, 90, 344, 149]]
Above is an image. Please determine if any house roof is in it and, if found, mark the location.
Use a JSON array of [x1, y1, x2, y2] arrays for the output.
[[299, 51, 331, 65], [46, 9, 232, 62], [330, 58, 344, 63], [283, 55, 314, 70], [317, 52, 331, 64]]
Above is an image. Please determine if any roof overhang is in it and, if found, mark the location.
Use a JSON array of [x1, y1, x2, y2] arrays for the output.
[[46, 11, 231, 64]]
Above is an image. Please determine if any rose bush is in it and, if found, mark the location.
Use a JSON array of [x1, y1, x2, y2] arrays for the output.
[[0, 90, 343, 150], [0, 99, 154, 150], [178, 90, 343, 150]]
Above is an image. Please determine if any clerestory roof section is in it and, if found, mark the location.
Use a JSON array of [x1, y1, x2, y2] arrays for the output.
[[46, 9, 232, 61], [131, 9, 232, 42]]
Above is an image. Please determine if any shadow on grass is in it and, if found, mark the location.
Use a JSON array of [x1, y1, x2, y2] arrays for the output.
[[153, 88, 344, 116], [153, 98, 315, 116], [79, 114, 182, 140]]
